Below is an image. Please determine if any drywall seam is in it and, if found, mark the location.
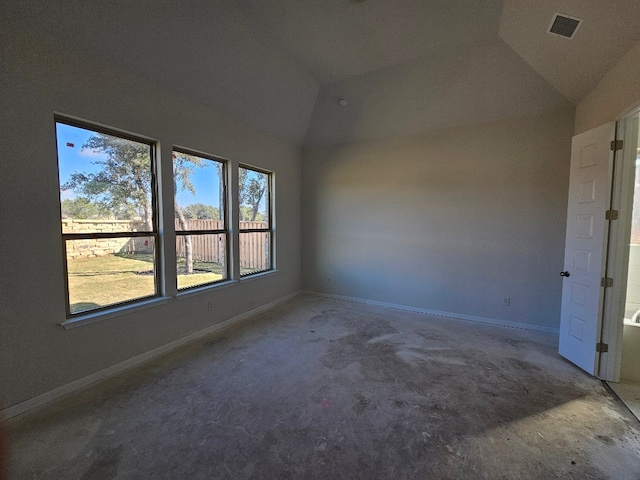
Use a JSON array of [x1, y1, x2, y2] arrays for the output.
[[2, 291, 302, 421], [305, 291, 560, 335]]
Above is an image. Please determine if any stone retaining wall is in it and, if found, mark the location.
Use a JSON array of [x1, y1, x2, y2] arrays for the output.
[[62, 219, 151, 260]]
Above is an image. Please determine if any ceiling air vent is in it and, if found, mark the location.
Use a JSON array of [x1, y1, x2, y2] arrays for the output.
[[548, 13, 582, 39]]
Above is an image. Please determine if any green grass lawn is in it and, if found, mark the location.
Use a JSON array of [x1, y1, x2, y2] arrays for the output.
[[176, 256, 225, 290], [68, 254, 223, 313]]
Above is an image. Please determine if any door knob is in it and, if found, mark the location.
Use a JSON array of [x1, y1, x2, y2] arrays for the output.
[[560, 271, 570, 277]]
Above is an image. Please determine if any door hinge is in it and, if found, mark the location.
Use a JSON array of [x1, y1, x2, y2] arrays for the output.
[[610, 140, 624, 151], [596, 342, 609, 353], [605, 209, 619, 220], [601, 277, 613, 288]]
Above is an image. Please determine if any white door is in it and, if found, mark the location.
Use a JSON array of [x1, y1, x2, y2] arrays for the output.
[[559, 122, 616, 375]]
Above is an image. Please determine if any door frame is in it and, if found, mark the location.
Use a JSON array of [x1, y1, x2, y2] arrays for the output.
[[599, 108, 640, 381]]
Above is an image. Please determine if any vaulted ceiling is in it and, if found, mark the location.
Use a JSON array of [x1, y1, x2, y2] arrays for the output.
[[3, 0, 640, 145], [500, 0, 640, 103]]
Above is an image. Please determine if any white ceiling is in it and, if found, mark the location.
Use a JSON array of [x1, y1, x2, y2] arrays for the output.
[[3, 0, 640, 144]]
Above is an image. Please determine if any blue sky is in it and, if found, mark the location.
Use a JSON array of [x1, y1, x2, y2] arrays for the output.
[[56, 123, 99, 200], [56, 122, 220, 208]]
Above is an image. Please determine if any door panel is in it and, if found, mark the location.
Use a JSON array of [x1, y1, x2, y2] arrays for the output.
[[559, 122, 615, 375]]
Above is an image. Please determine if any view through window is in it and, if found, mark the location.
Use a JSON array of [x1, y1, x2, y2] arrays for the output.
[[56, 120, 159, 315], [173, 149, 228, 290], [238, 166, 272, 275]]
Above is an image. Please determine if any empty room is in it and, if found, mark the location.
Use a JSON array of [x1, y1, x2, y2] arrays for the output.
[[2, 0, 640, 478]]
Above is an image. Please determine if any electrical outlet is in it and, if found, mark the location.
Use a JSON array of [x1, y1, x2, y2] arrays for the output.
[[207, 301, 214, 311], [502, 297, 511, 306]]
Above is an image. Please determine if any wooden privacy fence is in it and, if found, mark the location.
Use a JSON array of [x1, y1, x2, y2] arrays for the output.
[[175, 219, 268, 269], [239, 222, 269, 270], [61, 219, 268, 269]]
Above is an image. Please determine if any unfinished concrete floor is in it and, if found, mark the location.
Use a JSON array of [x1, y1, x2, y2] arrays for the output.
[[7, 294, 640, 479]]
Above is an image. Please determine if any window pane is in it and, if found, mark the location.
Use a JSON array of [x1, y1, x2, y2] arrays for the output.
[[65, 237, 156, 314], [238, 167, 269, 228], [240, 232, 271, 276], [174, 152, 224, 231], [177, 234, 227, 289], [56, 123, 154, 233]]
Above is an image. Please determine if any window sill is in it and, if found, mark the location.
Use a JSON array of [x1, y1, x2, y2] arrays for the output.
[[60, 297, 169, 330], [239, 269, 279, 283], [174, 279, 237, 300]]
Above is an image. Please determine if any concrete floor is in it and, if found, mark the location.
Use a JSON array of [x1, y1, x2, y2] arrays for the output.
[[6, 294, 640, 479]]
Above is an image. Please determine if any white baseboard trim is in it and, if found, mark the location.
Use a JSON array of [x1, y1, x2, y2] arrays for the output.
[[304, 291, 560, 336], [3, 291, 301, 421]]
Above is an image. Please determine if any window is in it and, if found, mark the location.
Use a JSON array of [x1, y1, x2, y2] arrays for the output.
[[55, 116, 273, 319], [55, 119, 159, 316], [173, 149, 228, 290], [238, 166, 272, 276]]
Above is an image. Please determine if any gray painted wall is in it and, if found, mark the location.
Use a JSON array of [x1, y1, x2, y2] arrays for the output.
[[0, 27, 301, 409], [302, 109, 574, 329], [302, 41, 575, 330]]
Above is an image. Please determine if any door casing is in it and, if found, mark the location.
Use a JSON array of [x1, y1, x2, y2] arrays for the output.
[[599, 113, 640, 381]]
